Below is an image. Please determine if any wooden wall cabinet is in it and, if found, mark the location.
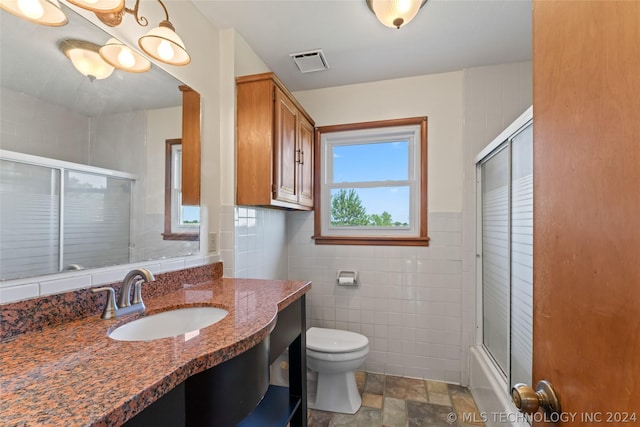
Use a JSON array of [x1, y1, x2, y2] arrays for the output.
[[236, 72, 315, 210], [179, 85, 201, 206]]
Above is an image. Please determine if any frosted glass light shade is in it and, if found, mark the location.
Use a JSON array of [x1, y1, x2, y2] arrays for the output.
[[100, 38, 151, 73], [65, 0, 123, 13], [138, 21, 191, 66], [368, 0, 424, 29], [0, 0, 68, 26], [60, 39, 114, 81]]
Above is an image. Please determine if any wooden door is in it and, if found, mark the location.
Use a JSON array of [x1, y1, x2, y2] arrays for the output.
[[274, 87, 298, 204], [297, 114, 314, 208], [532, 0, 640, 423]]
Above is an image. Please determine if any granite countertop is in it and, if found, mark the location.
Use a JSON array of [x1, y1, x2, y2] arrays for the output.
[[0, 277, 311, 427]]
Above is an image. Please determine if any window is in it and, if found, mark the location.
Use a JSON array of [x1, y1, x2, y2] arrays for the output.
[[313, 117, 428, 246], [163, 139, 199, 241]]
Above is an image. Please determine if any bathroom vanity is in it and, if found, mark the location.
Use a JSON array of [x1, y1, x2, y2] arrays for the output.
[[0, 270, 310, 427]]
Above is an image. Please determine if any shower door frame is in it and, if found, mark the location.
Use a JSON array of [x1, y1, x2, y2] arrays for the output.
[[474, 106, 533, 395]]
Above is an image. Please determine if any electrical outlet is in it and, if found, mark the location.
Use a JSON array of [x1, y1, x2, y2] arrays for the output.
[[208, 232, 217, 253]]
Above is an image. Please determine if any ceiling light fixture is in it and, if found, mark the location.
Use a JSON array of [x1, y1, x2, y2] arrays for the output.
[[60, 39, 114, 81], [366, 0, 427, 29], [66, 0, 190, 66], [0, 0, 68, 26], [99, 37, 151, 72]]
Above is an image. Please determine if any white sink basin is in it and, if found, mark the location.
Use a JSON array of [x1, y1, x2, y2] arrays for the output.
[[109, 306, 228, 342]]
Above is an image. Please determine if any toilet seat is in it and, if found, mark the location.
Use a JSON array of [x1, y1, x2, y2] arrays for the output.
[[306, 327, 369, 353], [307, 346, 369, 362]]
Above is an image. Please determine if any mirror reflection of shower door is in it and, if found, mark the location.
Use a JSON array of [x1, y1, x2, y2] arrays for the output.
[[0, 160, 60, 280], [63, 171, 131, 270], [480, 121, 533, 389]]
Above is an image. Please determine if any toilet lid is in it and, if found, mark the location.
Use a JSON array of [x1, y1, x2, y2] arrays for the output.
[[306, 327, 369, 353]]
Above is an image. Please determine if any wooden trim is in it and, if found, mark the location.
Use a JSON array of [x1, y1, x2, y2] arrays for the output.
[[179, 85, 201, 206], [164, 138, 200, 242], [313, 127, 322, 237], [316, 116, 427, 134], [419, 117, 428, 239], [161, 232, 199, 241], [313, 117, 429, 246], [312, 236, 430, 247]]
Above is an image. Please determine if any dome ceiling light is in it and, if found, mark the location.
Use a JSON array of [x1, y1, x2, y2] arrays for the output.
[[366, 0, 428, 29]]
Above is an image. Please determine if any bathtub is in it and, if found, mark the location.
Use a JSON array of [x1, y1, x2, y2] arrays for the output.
[[469, 346, 531, 427]]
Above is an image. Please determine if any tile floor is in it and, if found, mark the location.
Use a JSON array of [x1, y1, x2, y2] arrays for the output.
[[307, 372, 485, 427]]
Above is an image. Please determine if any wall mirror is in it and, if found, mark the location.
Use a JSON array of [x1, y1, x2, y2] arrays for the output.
[[0, 4, 200, 281]]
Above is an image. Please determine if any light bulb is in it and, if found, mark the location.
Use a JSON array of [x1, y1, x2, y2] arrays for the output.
[[396, 0, 412, 13], [157, 40, 175, 62], [117, 47, 135, 68], [17, 0, 44, 19]]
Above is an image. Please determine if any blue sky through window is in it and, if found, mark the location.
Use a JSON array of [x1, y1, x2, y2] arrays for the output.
[[181, 206, 200, 224], [332, 141, 410, 224]]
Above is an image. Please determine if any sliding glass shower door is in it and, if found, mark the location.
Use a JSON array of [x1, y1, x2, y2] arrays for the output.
[[478, 120, 533, 389]]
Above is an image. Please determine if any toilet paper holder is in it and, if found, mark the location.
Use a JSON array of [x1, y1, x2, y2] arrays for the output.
[[336, 270, 358, 285]]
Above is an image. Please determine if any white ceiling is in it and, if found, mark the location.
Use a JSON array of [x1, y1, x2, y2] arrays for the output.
[[0, 1, 532, 116], [193, 0, 532, 92], [0, 4, 183, 117]]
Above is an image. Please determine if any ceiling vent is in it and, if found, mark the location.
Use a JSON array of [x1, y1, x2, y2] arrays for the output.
[[289, 49, 329, 73]]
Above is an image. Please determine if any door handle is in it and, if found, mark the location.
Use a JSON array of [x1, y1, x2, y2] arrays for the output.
[[511, 380, 562, 415]]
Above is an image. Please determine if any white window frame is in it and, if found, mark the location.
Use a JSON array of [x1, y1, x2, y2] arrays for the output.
[[313, 117, 429, 246]]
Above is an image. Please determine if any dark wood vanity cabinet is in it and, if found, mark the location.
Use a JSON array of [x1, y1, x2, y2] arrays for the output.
[[123, 296, 307, 427], [239, 295, 307, 427]]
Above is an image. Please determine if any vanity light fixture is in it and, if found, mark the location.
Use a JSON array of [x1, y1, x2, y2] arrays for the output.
[[60, 39, 115, 81], [0, 0, 68, 26], [66, 0, 190, 66], [366, 0, 427, 29], [65, 0, 123, 13], [99, 38, 151, 72], [138, 18, 190, 66]]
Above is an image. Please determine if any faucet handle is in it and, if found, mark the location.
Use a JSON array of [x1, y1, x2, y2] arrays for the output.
[[132, 279, 146, 306], [91, 287, 118, 319]]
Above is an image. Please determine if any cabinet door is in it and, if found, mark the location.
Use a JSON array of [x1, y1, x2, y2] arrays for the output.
[[273, 88, 298, 204], [297, 115, 314, 208]]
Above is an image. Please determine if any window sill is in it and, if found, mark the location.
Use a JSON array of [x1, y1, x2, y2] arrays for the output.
[[162, 233, 200, 242], [312, 235, 429, 247]]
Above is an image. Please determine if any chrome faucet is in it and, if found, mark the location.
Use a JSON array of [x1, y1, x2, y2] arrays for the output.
[[91, 268, 155, 319], [118, 268, 155, 308], [61, 264, 84, 271]]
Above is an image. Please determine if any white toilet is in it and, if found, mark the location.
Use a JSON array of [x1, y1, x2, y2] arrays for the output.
[[306, 327, 369, 414]]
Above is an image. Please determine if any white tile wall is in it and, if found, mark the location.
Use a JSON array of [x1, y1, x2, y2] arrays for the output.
[[0, 88, 89, 164], [0, 254, 219, 304], [287, 210, 464, 383], [220, 205, 288, 280]]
